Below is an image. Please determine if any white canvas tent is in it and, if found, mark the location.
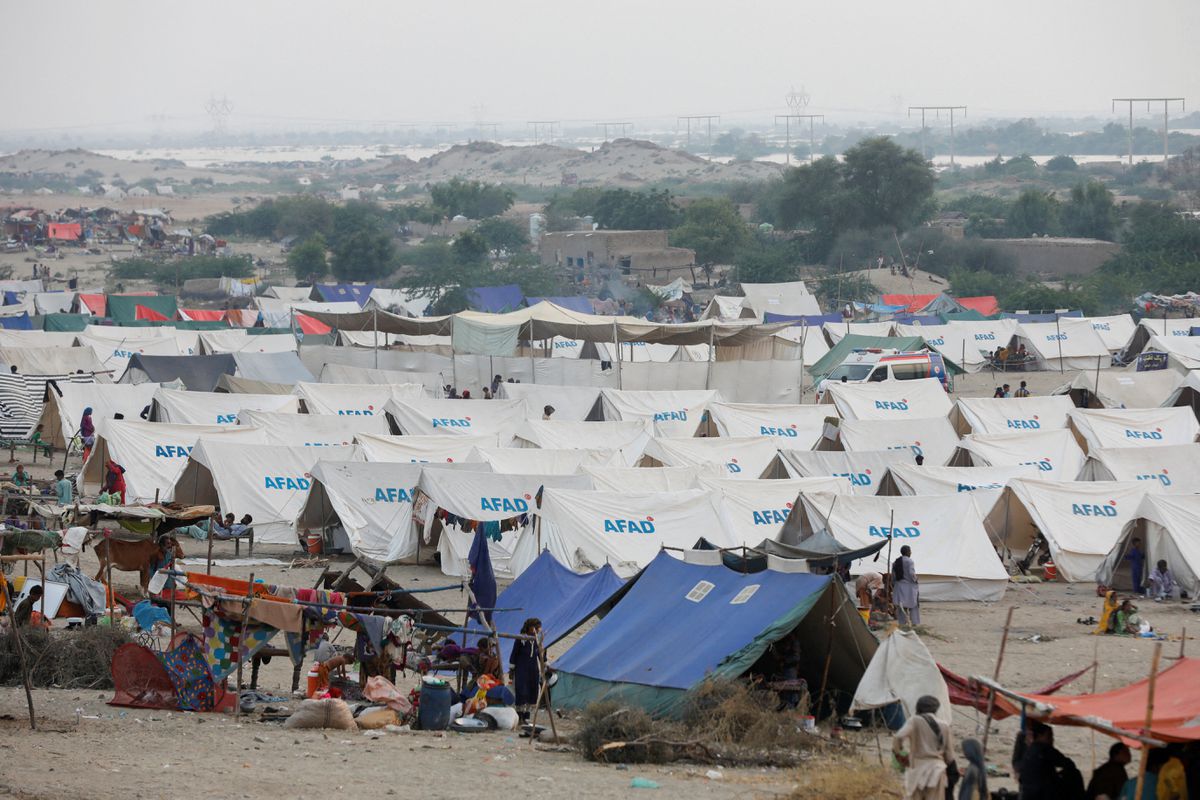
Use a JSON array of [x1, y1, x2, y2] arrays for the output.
[[822, 321, 896, 344], [708, 401, 831, 447], [790, 492, 1008, 601], [954, 428, 1086, 482], [1068, 407, 1199, 453], [78, 334, 182, 377], [1052, 368, 1182, 410], [1143, 334, 1200, 371], [80, 419, 266, 502], [418, 469, 591, 579], [0, 346, 106, 376], [822, 378, 952, 421], [779, 449, 910, 495], [1098, 494, 1200, 597], [953, 396, 1076, 436], [294, 382, 426, 416], [986, 478, 1155, 582], [837, 417, 960, 467], [537, 487, 735, 577], [297, 460, 424, 564], [641, 436, 782, 479], [699, 475, 845, 545], [514, 420, 652, 467], [945, 319, 1019, 359], [39, 382, 161, 448], [738, 281, 821, 319], [1118, 318, 1200, 362], [581, 465, 702, 492], [1078, 444, 1200, 494], [0, 330, 78, 349], [599, 388, 719, 437], [495, 382, 601, 422], [385, 398, 525, 442], [894, 324, 988, 373], [198, 330, 299, 354], [1012, 318, 1110, 371], [472, 446, 619, 474], [238, 409, 390, 445], [174, 440, 361, 544], [889, 463, 1039, 496], [770, 325, 832, 367], [151, 387, 299, 425], [1081, 315, 1137, 353], [356, 433, 492, 464]]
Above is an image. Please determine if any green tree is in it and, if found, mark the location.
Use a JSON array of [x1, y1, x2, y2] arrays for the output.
[[430, 178, 515, 219], [474, 217, 529, 253], [840, 136, 936, 230], [287, 234, 328, 280], [330, 229, 395, 281], [591, 189, 682, 230], [1007, 190, 1061, 237], [1045, 155, 1079, 172], [1061, 181, 1118, 240], [731, 237, 801, 284], [451, 231, 489, 268], [670, 198, 751, 265]]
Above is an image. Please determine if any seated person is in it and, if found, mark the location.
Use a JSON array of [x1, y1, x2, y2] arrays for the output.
[[1147, 559, 1177, 602], [10, 463, 30, 488], [29, 425, 52, 458], [1113, 598, 1143, 635], [13, 585, 53, 631], [210, 513, 253, 540]]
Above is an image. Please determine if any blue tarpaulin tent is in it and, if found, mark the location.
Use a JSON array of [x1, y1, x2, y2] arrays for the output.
[[551, 551, 876, 717], [466, 284, 525, 313], [763, 312, 843, 326], [313, 284, 374, 307], [527, 297, 595, 315], [493, 551, 625, 664], [0, 313, 33, 330]]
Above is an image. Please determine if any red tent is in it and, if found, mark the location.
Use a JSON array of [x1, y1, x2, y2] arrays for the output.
[[881, 293, 938, 313], [178, 309, 226, 322], [993, 657, 1200, 742], [78, 293, 106, 316], [295, 313, 331, 335], [47, 222, 82, 241], [958, 296, 1000, 316], [135, 304, 170, 322]]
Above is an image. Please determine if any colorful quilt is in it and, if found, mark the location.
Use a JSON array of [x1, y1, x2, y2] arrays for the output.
[[202, 610, 278, 682], [158, 634, 216, 711]]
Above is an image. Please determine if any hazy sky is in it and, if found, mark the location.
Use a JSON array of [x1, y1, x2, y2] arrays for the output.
[[7, 0, 1198, 137]]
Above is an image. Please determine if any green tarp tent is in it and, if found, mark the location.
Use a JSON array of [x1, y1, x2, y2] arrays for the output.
[[105, 295, 178, 324]]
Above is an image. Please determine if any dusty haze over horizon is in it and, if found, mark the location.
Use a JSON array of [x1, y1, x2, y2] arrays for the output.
[[7, 0, 1198, 138]]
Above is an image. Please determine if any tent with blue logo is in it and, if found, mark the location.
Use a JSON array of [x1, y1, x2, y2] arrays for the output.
[[778, 449, 911, 496], [150, 387, 299, 425], [953, 395, 1076, 436], [788, 491, 1008, 601], [1067, 407, 1200, 454], [1012, 318, 1110, 371], [699, 475, 846, 544], [495, 382, 603, 422], [641, 435, 785, 478], [294, 381, 426, 416], [599, 388, 719, 438], [889, 463, 1039, 497], [550, 550, 877, 717], [238, 410, 390, 445], [492, 550, 626, 665], [822, 378, 954, 422], [385, 397, 526, 442], [465, 284, 525, 313], [1078, 444, 1200, 494], [297, 460, 425, 563], [1098, 494, 1200, 598], [984, 478, 1157, 582], [313, 283, 375, 307], [953, 428, 1086, 482], [836, 416, 961, 467], [708, 402, 831, 448], [416, 468, 592, 579], [515, 420, 653, 467], [173, 440, 362, 545]]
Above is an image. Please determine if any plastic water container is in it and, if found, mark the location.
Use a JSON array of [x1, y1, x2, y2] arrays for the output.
[[1043, 561, 1057, 581], [418, 677, 452, 731]]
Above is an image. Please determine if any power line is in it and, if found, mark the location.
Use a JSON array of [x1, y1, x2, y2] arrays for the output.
[[677, 115, 720, 150], [1111, 97, 1186, 170], [775, 114, 824, 165], [527, 121, 558, 145], [908, 105, 966, 166], [596, 122, 631, 142]]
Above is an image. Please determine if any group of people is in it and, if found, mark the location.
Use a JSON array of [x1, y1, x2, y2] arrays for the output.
[[1124, 538, 1182, 602], [993, 343, 1030, 366], [992, 380, 1032, 398]]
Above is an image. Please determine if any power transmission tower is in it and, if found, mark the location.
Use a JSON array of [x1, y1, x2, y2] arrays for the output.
[[775, 114, 824, 165], [1112, 97, 1186, 170], [677, 115, 720, 151], [204, 93, 233, 137], [528, 121, 558, 145], [908, 105, 966, 166], [596, 122, 631, 142]]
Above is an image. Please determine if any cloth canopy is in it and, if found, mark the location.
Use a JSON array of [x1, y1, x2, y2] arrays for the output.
[[119, 354, 235, 391], [465, 284, 524, 313], [551, 551, 875, 717], [313, 283, 374, 307], [231, 351, 314, 385], [107, 294, 177, 324], [198, 330, 297, 354], [492, 550, 626, 665], [700, 475, 845, 544], [0, 346, 105, 376], [738, 281, 822, 319]]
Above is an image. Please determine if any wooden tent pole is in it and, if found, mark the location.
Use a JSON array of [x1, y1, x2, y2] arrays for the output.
[[234, 572, 256, 720], [980, 606, 1015, 756], [1133, 643, 1163, 800], [0, 578, 35, 729]]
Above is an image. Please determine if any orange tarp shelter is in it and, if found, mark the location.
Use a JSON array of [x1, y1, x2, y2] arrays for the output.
[[958, 296, 1000, 316]]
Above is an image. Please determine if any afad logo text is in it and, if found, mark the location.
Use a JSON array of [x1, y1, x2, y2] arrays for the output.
[[481, 493, 530, 513], [759, 423, 800, 438], [432, 416, 472, 429], [753, 501, 793, 525], [1135, 469, 1172, 488], [1020, 458, 1054, 472], [726, 458, 742, 474], [1071, 499, 1118, 517], [886, 441, 923, 457], [338, 405, 375, 416], [654, 410, 688, 422], [833, 468, 873, 487], [604, 515, 656, 533], [873, 399, 909, 411], [1125, 427, 1164, 441], [374, 487, 414, 503], [869, 520, 922, 538], [155, 444, 194, 458], [265, 473, 312, 491], [1006, 415, 1040, 430]]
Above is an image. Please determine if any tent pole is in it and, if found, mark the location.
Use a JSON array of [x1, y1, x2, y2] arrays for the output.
[[0, 578, 35, 729], [705, 323, 714, 391], [612, 319, 622, 390], [1054, 314, 1064, 374], [799, 324, 807, 403], [980, 606, 1014, 756], [373, 308, 379, 370], [1133, 643, 1164, 800], [1094, 355, 1102, 403]]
